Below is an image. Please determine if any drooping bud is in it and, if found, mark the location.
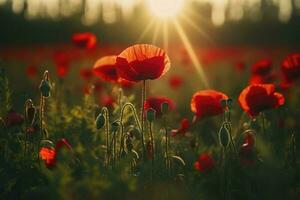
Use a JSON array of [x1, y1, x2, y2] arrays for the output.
[[146, 108, 156, 122], [220, 99, 227, 108], [39, 80, 51, 98], [95, 113, 105, 129], [111, 121, 121, 132], [128, 126, 141, 140], [94, 106, 101, 120], [161, 102, 169, 114], [227, 99, 233, 110]]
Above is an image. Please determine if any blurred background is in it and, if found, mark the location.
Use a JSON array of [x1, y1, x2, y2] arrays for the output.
[[0, 0, 300, 46]]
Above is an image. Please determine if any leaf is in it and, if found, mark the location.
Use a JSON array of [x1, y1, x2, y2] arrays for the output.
[[0, 67, 12, 118]]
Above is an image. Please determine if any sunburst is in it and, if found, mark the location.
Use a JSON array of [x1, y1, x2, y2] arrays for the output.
[[139, 0, 210, 88]]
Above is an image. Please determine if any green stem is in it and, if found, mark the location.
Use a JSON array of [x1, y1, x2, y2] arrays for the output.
[[224, 122, 238, 157], [101, 107, 110, 168], [148, 121, 154, 165], [140, 80, 146, 160], [119, 103, 142, 158], [163, 116, 169, 173], [261, 112, 266, 137], [113, 131, 116, 168]]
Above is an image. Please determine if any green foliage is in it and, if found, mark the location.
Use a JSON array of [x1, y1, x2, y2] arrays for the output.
[[0, 67, 12, 118]]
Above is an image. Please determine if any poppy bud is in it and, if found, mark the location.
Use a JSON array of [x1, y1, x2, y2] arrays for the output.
[[94, 106, 101, 120], [39, 79, 51, 98], [161, 102, 169, 114], [95, 114, 105, 129], [111, 121, 120, 132], [129, 126, 141, 140], [219, 125, 230, 148], [146, 108, 156, 122], [220, 99, 227, 108], [227, 99, 233, 110]]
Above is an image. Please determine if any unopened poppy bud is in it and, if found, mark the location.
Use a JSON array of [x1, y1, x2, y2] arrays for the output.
[[39, 79, 51, 98], [94, 106, 101, 120], [95, 114, 105, 129], [219, 125, 230, 148], [146, 108, 156, 122], [227, 99, 233, 109], [111, 121, 120, 132], [220, 99, 227, 108], [161, 102, 169, 114], [129, 127, 141, 140]]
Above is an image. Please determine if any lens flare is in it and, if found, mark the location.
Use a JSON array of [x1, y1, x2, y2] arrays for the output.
[[147, 0, 184, 19]]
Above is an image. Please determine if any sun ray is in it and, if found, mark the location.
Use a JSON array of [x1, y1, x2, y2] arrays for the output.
[[180, 13, 213, 43], [151, 22, 160, 44], [172, 20, 209, 88], [137, 19, 155, 42], [163, 21, 169, 52]]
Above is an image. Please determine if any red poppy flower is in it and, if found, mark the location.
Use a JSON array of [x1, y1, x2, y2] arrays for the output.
[[93, 56, 135, 87], [281, 53, 300, 82], [93, 56, 120, 82], [5, 110, 24, 127], [79, 68, 93, 81], [194, 153, 215, 173], [251, 58, 272, 76], [72, 32, 97, 49], [238, 84, 285, 117], [169, 75, 183, 89], [144, 96, 175, 117], [116, 44, 170, 82], [40, 147, 56, 169], [53, 51, 70, 78], [190, 90, 228, 120], [40, 138, 72, 169], [171, 118, 190, 137], [239, 133, 256, 166], [26, 65, 38, 77]]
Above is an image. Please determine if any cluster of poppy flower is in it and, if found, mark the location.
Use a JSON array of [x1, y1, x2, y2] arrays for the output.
[[248, 54, 300, 90], [3, 32, 300, 172]]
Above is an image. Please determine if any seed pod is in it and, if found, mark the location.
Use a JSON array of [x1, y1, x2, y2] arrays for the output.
[[39, 79, 51, 98], [111, 121, 120, 132], [95, 114, 105, 130], [161, 102, 169, 114], [219, 124, 230, 148], [146, 108, 156, 122]]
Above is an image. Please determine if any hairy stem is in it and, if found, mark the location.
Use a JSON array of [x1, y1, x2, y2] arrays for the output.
[[140, 80, 147, 160]]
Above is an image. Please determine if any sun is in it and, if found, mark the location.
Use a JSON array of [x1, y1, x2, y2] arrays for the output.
[[147, 0, 185, 19]]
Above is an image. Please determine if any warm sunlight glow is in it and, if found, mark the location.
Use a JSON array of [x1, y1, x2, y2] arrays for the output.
[[147, 0, 184, 19]]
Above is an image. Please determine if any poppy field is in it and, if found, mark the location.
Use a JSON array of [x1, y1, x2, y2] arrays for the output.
[[1, 1, 300, 200]]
